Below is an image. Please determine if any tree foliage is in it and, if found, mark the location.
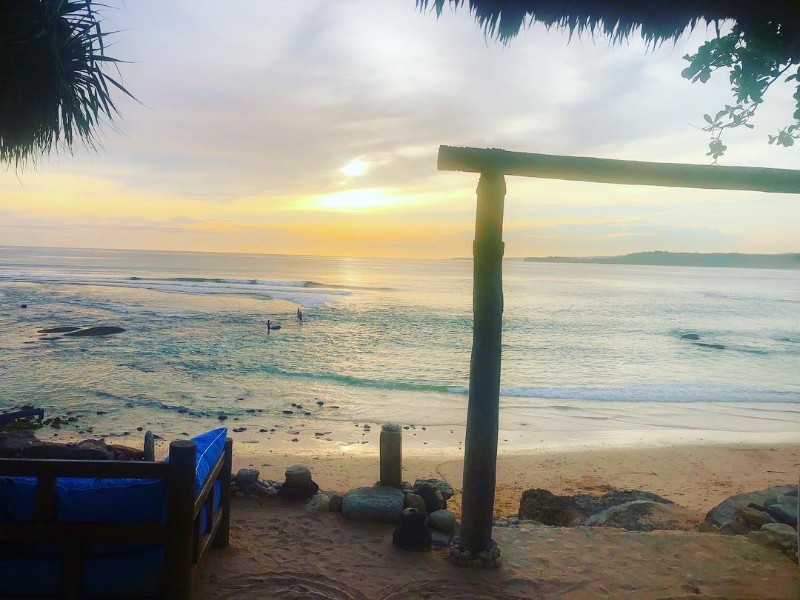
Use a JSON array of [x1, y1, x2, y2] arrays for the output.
[[681, 22, 800, 162], [0, 0, 133, 168]]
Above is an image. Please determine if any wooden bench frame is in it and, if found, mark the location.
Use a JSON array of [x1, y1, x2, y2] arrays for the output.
[[0, 438, 233, 599]]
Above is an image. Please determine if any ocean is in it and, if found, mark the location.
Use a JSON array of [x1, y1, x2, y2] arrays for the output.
[[1, 246, 798, 456]]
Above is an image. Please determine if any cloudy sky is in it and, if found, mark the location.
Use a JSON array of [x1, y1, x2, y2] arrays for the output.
[[1, 1, 798, 258]]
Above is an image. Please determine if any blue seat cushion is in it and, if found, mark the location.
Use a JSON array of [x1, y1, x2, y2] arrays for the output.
[[191, 427, 228, 493]]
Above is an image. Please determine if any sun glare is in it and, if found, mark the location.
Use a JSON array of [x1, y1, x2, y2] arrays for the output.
[[314, 188, 397, 211], [339, 159, 369, 177]]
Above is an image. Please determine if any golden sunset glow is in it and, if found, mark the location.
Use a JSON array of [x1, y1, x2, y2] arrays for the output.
[[1, 2, 797, 258]]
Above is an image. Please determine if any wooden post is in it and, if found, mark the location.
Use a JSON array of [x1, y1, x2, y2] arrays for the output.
[[380, 423, 402, 488], [165, 440, 196, 600], [459, 171, 506, 554], [213, 438, 233, 548]]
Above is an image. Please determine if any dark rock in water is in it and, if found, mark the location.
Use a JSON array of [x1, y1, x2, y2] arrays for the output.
[[38, 326, 81, 334], [20, 304, 27, 308], [393, 508, 431, 551], [705, 485, 796, 526], [64, 326, 125, 337], [680, 333, 700, 340], [414, 478, 454, 501], [415, 483, 445, 513], [695, 342, 725, 350], [217, 414, 228, 421], [38, 337, 62, 341], [341, 486, 405, 523], [573, 489, 673, 518], [585, 500, 699, 531], [519, 489, 584, 526]]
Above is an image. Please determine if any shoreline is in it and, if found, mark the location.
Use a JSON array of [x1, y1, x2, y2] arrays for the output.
[[230, 440, 800, 517]]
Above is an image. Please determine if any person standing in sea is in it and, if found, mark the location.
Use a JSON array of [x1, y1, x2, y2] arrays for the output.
[[297, 308, 303, 322]]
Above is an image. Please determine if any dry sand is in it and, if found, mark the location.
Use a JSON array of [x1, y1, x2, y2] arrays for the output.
[[195, 443, 800, 599]]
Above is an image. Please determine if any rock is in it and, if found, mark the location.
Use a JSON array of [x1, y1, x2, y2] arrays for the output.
[[305, 493, 331, 513], [38, 326, 81, 334], [762, 495, 798, 527], [64, 326, 125, 337], [107, 444, 144, 461], [404, 493, 427, 514], [143, 430, 155, 461], [20, 304, 27, 308], [681, 333, 700, 340], [573, 489, 673, 518], [735, 505, 776, 529], [586, 500, 700, 531], [430, 529, 455, 548], [234, 468, 260, 493], [329, 494, 343, 512], [285, 464, 312, 487], [279, 480, 319, 501], [414, 483, 445, 513], [705, 485, 796, 526], [392, 508, 431, 551], [720, 519, 752, 536], [428, 509, 456, 532], [748, 523, 799, 558], [414, 478, 454, 501], [341, 486, 405, 523], [519, 489, 584, 526]]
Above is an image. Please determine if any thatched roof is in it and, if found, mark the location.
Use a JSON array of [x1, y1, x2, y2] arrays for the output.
[[0, 0, 131, 167], [417, 1, 799, 56]]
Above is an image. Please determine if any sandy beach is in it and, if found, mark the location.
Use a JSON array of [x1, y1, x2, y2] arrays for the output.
[[192, 442, 800, 599]]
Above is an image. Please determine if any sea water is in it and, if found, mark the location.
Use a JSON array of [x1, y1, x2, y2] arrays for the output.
[[1, 246, 798, 455]]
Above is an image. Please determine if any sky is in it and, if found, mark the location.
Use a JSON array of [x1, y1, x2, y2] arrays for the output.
[[1, 1, 798, 258]]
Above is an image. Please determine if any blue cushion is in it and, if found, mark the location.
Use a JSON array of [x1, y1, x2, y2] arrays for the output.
[[0, 548, 164, 598], [191, 427, 227, 493]]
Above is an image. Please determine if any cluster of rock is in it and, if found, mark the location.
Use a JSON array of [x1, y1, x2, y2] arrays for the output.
[[518, 488, 696, 531], [342, 479, 458, 549], [703, 484, 798, 560], [233, 465, 322, 504], [0, 429, 153, 460], [516, 485, 798, 560], [232, 466, 460, 552], [448, 537, 501, 569]]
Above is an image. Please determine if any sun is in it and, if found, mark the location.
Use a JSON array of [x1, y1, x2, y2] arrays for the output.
[[339, 159, 369, 177]]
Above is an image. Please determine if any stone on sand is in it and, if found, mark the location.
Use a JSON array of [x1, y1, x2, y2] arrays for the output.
[[341, 486, 405, 524]]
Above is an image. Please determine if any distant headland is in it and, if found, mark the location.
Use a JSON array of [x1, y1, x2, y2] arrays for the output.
[[523, 251, 800, 270]]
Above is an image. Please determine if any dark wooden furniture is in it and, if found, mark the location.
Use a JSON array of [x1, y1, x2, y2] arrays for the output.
[[0, 438, 232, 599]]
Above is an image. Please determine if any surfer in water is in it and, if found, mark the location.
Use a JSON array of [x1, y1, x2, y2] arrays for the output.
[[297, 308, 303, 322], [267, 319, 271, 334]]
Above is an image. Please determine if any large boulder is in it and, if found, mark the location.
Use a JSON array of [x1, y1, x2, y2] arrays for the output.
[[748, 523, 799, 559], [586, 500, 700, 531], [341, 486, 405, 523], [573, 489, 673, 518], [705, 485, 796, 526], [519, 489, 584, 526]]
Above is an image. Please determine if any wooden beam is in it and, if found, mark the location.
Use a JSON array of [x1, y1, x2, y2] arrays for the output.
[[438, 146, 800, 194], [459, 171, 506, 554]]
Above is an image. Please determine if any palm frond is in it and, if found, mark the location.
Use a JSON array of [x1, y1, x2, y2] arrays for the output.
[[0, 0, 135, 168]]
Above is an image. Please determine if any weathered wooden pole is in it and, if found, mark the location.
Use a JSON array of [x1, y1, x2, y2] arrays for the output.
[[459, 171, 506, 554]]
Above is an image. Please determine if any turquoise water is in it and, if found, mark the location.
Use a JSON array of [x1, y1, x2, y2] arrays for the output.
[[1, 246, 798, 452]]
